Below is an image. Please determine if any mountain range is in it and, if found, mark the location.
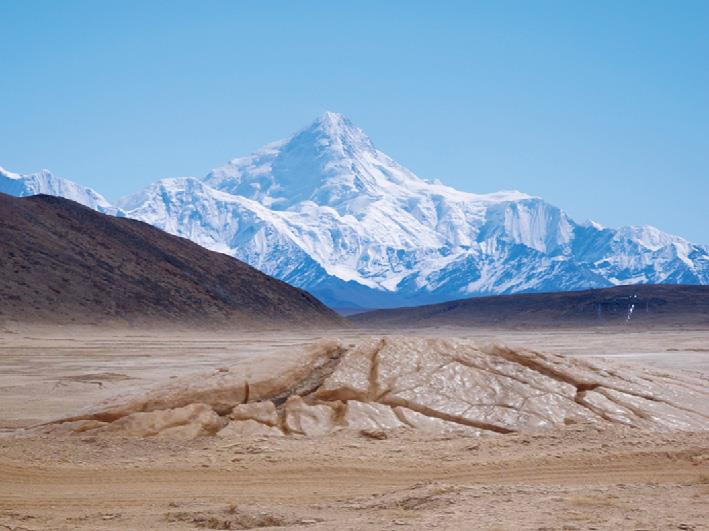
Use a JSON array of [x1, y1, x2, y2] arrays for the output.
[[3, 112, 708, 309], [0, 193, 343, 327]]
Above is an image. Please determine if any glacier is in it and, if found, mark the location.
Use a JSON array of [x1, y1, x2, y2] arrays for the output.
[[3, 112, 709, 309]]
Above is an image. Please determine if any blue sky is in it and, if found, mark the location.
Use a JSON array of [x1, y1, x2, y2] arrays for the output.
[[1, 1, 707, 242]]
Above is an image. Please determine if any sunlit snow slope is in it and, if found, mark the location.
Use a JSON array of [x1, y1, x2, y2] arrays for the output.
[[0, 166, 118, 215], [4, 113, 709, 308]]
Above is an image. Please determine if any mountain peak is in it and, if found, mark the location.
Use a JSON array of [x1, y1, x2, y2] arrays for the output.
[[0, 165, 116, 214], [319, 110, 348, 125], [203, 112, 420, 210], [312, 111, 354, 132], [6, 109, 709, 309], [298, 111, 376, 154]]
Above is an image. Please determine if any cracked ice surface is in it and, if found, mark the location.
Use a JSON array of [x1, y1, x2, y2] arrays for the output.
[[37, 337, 709, 439]]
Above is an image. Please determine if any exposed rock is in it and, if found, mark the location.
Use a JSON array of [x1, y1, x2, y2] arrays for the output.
[[284, 396, 340, 437], [97, 403, 225, 438], [359, 429, 388, 440], [230, 401, 278, 426], [316, 338, 599, 433], [37, 337, 709, 439], [393, 407, 482, 436], [56, 340, 344, 422], [343, 401, 405, 431], [314, 339, 382, 402]]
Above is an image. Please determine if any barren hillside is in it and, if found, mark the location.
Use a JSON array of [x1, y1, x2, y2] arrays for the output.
[[0, 193, 344, 328]]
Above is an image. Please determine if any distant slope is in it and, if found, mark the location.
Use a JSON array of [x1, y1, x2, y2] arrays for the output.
[[350, 285, 709, 328], [0, 193, 345, 328], [4, 113, 709, 309], [0, 166, 119, 215], [116, 113, 709, 308]]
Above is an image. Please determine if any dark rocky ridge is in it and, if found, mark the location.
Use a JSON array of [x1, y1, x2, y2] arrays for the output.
[[0, 193, 345, 328], [350, 284, 709, 329]]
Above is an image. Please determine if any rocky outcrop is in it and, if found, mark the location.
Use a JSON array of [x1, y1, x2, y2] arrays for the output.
[[38, 337, 709, 439]]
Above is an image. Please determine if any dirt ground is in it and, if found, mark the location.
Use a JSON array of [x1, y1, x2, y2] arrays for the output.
[[1, 326, 708, 530]]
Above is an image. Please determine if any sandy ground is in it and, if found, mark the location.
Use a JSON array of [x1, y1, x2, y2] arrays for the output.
[[1, 326, 708, 530]]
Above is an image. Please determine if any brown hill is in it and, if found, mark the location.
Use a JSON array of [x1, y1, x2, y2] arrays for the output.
[[0, 193, 345, 328], [350, 284, 709, 329]]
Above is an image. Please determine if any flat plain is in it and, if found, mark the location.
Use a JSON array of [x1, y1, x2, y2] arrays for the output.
[[1, 325, 708, 530]]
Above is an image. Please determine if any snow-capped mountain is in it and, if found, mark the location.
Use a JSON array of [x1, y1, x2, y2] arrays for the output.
[[0, 166, 118, 215], [116, 112, 709, 308], [4, 112, 709, 308]]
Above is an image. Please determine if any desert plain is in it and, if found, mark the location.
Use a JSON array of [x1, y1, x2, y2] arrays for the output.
[[1, 325, 708, 531]]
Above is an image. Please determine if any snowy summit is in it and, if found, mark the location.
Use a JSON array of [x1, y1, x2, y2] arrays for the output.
[[3, 113, 709, 308]]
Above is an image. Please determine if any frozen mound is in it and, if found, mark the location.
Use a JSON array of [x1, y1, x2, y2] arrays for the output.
[[38, 337, 709, 439]]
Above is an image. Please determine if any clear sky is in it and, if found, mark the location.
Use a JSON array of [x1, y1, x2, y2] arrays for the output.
[[1, 1, 707, 242]]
